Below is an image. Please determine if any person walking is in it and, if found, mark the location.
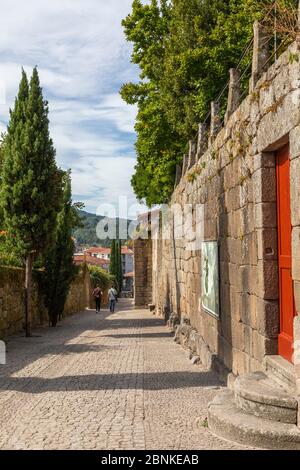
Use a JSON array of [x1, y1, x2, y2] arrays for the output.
[[93, 285, 103, 313], [108, 286, 117, 313]]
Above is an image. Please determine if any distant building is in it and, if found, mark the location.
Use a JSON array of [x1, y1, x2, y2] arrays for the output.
[[123, 271, 134, 293], [121, 246, 134, 276], [84, 247, 111, 260], [79, 246, 133, 275], [74, 253, 110, 271]]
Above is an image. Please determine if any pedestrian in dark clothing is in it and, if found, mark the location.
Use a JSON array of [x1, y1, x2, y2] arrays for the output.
[[93, 285, 103, 313]]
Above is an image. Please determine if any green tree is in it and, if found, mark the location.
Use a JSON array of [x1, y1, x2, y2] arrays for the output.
[[116, 239, 123, 294], [121, 0, 274, 206], [109, 239, 117, 277], [89, 265, 113, 290], [109, 239, 123, 293], [1, 68, 62, 336], [42, 171, 82, 327]]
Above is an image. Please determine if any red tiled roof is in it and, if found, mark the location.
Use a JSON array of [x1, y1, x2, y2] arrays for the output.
[[124, 271, 134, 278], [84, 247, 110, 254], [121, 247, 133, 255], [74, 254, 109, 268], [83, 246, 133, 256]]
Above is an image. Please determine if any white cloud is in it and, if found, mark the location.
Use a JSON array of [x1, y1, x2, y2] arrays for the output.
[[0, 0, 142, 213]]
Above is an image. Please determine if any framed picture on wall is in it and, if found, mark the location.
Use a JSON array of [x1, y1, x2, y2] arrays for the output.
[[201, 241, 220, 318]]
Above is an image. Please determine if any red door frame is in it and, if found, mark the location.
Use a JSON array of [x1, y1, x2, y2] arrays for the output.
[[276, 144, 296, 363]]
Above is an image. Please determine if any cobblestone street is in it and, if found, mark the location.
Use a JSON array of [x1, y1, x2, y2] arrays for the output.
[[0, 299, 246, 450]]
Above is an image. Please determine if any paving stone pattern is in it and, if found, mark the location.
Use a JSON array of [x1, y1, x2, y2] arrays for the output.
[[0, 300, 250, 450]]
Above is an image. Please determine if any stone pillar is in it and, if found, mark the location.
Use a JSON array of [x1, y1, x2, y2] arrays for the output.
[[209, 101, 221, 145], [290, 123, 300, 412], [182, 153, 189, 175], [249, 20, 270, 92], [253, 153, 279, 358], [196, 123, 208, 159], [225, 68, 241, 124], [174, 164, 182, 188], [134, 237, 153, 307], [187, 140, 197, 169]]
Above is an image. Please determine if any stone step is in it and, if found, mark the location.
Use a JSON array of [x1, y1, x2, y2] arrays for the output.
[[208, 390, 300, 450], [264, 355, 296, 392], [234, 371, 298, 424]]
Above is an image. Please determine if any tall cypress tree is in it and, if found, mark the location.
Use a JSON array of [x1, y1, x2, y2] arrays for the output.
[[116, 240, 123, 294], [42, 171, 81, 327], [1, 68, 62, 336], [110, 239, 116, 277], [109, 239, 123, 293]]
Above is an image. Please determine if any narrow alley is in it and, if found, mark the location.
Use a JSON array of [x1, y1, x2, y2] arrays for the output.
[[0, 300, 246, 450]]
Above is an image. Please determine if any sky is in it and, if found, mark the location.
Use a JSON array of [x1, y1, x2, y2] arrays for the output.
[[0, 0, 146, 216]]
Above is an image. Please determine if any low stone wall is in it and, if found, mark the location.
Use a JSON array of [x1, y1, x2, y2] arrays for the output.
[[0, 265, 92, 339]]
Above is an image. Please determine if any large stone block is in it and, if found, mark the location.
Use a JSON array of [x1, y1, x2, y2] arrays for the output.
[[241, 204, 255, 234], [293, 317, 300, 394], [228, 210, 243, 239], [255, 202, 277, 228], [257, 259, 279, 300], [290, 157, 300, 227], [232, 349, 250, 376], [253, 153, 275, 172], [251, 330, 278, 361], [259, 84, 275, 116], [257, 92, 300, 153], [257, 228, 278, 261], [253, 167, 276, 203], [241, 233, 258, 265], [294, 281, 300, 315], [292, 227, 300, 281], [240, 293, 257, 328], [290, 125, 300, 160], [231, 320, 247, 352], [256, 297, 279, 338], [227, 238, 242, 264], [225, 187, 241, 213], [237, 265, 257, 295]]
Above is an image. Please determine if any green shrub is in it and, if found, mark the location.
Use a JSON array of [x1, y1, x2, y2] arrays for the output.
[[88, 265, 114, 290]]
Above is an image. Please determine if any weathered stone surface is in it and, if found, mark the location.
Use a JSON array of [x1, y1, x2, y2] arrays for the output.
[[234, 372, 297, 424], [208, 390, 300, 449], [0, 266, 91, 339], [294, 282, 300, 315], [225, 68, 241, 123], [257, 228, 278, 261], [257, 260, 279, 300], [290, 157, 300, 227], [253, 167, 276, 203], [251, 329, 277, 361], [292, 227, 300, 281], [250, 21, 270, 92], [255, 202, 277, 228], [257, 93, 300, 152], [264, 355, 296, 392], [290, 125, 300, 160], [253, 153, 275, 172], [256, 298, 279, 338]]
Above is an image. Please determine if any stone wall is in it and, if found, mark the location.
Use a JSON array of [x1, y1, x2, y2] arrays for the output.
[[134, 237, 152, 307], [147, 39, 300, 379], [0, 265, 92, 339]]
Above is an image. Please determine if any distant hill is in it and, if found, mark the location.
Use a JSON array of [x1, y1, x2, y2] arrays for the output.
[[73, 210, 132, 248]]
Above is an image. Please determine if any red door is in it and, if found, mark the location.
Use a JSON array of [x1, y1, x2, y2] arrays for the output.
[[276, 144, 296, 363]]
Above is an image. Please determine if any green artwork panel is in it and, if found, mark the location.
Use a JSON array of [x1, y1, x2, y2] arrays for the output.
[[201, 241, 220, 318]]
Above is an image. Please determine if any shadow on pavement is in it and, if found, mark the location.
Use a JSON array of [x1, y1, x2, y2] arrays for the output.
[[2, 370, 221, 393]]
